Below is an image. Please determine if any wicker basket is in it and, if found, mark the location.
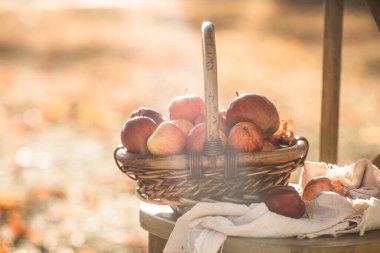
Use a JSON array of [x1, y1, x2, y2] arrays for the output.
[[114, 137, 308, 206], [113, 22, 309, 208]]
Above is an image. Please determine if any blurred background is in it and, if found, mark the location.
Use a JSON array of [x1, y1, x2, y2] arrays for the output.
[[0, 0, 379, 252]]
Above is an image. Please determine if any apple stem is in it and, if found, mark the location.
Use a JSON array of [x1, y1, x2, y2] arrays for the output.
[[236, 91, 239, 97]]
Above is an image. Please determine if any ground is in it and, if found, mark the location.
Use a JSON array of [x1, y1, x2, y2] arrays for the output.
[[0, 1, 379, 252]]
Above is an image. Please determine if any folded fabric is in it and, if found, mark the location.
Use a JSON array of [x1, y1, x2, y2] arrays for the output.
[[164, 193, 380, 253], [164, 159, 380, 253], [300, 159, 380, 193]]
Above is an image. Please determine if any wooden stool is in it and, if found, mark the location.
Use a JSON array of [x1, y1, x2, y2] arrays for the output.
[[139, 202, 380, 253], [137, 1, 380, 252]]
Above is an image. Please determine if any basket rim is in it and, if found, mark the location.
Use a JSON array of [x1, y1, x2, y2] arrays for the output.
[[115, 136, 308, 171]]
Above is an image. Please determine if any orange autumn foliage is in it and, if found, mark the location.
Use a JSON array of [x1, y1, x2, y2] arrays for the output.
[[0, 241, 8, 253]]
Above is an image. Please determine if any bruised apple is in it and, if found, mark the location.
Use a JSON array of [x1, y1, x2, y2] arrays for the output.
[[120, 116, 157, 154], [228, 122, 264, 152], [193, 113, 228, 135], [168, 94, 205, 123], [147, 122, 186, 155], [226, 93, 280, 138], [330, 179, 350, 197], [186, 123, 226, 153], [264, 186, 306, 219], [302, 177, 334, 201], [169, 119, 194, 135], [131, 107, 165, 125], [302, 177, 350, 201]]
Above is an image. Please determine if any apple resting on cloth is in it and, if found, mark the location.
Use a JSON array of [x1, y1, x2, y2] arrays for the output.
[[130, 107, 165, 125], [168, 94, 205, 123], [186, 123, 226, 153], [228, 122, 264, 152], [120, 116, 157, 154], [147, 122, 186, 155], [301, 176, 336, 201], [264, 185, 306, 219], [226, 93, 280, 139]]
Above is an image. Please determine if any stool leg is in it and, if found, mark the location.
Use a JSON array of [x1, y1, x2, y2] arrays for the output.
[[148, 233, 167, 253]]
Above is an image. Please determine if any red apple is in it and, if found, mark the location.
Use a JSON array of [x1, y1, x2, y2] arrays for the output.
[[219, 109, 227, 119], [168, 94, 205, 123], [226, 93, 280, 138], [261, 140, 276, 151], [330, 179, 350, 197], [169, 119, 194, 135], [302, 177, 334, 201], [194, 114, 228, 135], [120, 116, 157, 154], [186, 123, 226, 153], [147, 122, 186, 155], [264, 186, 306, 219], [131, 107, 165, 125], [228, 122, 263, 152], [194, 114, 205, 125]]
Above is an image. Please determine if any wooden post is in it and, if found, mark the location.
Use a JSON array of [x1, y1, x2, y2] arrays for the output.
[[320, 0, 344, 164]]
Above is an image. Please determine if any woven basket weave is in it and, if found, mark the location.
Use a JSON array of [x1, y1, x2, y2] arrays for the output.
[[114, 22, 309, 208], [114, 137, 308, 206]]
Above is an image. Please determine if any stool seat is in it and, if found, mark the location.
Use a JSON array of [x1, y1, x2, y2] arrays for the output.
[[140, 202, 380, 253]]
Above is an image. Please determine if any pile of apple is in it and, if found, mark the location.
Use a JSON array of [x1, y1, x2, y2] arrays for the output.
[[120, 93, 296, 156], [120, 93, 309, 219]]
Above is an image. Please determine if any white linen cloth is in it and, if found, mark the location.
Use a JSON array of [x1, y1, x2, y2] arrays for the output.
[[163, 159, 380, 253]]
